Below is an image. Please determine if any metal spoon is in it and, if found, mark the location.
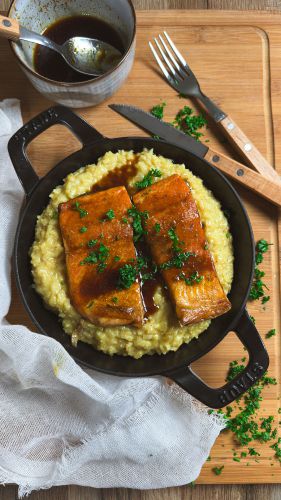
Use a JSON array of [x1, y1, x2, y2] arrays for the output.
[[0, 14, 123, 76]]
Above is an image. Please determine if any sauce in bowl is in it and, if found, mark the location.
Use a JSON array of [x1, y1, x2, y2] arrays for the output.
[[33, 15, 125, 82]]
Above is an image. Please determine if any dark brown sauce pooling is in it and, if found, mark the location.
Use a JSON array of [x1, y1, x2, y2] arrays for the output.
[[91, 158, 138, 194], [33, 15, 125, 83]]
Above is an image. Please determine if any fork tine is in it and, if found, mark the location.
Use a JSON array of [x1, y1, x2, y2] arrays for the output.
[[158, 34, 187, 78], [158, 34, 181, 72], [163, 31, 189, 69], [154, 37, 178, 78], [149, 41, 171, 80]]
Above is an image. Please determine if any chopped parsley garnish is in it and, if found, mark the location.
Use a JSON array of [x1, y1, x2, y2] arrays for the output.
[[270, 438, 281, 462], [249, 240, 271, 302], [127, 205, 149, 242], [173, 105, 207, 141], [79, 226, 87, 233], [116, 254, 158, 290], [248, 448, 260, 457], [262, 295, 270, 305], [223, 360, 278, 454], [155, 223, 161, 233], [112, 297, 118, 304], [117, 264, 138, 289], [105, 209, 115, 221], [88, 239, 98, 248], [159, 227, 194, 270], [122, 217, 129, 224], [179, 270, 203, 285], [72, 201, 88, 218], [114, 256, 120, 262], [160, 251, 194, 270], [266, 329, 276, 339], [150, 101, 166, 120], [135, 168, 162, 190], [167, 227, 182, 252], [80, 243, 109, 272], [212, 466, 224, 476]]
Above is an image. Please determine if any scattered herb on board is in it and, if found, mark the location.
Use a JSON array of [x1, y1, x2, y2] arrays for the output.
[[212, 466, 224, 476], [249, 239, 271, 302], [179, 270, 203, 286], [266, 329, 276, 339], [79, 226, 87, 233], [150, 101, 166, 120], [150, 101, 207, 142], [127, 205, 149, 242], [72, 201, 89, 218], [135, 168, 162, 190], [173, 105, 207, 141]]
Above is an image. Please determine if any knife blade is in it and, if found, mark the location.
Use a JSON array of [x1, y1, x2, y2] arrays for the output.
[[109, 104, 281, 208]]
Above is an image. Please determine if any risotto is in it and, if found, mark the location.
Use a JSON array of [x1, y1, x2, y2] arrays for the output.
[[30, 149, 234, 359]]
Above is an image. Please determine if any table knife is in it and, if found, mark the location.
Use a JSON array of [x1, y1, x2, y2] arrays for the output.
[[109, 104, 281, 207]]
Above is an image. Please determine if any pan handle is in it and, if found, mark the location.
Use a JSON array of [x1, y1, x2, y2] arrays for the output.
[[8, 105, 104, 196], [166, 310, 269, 409]]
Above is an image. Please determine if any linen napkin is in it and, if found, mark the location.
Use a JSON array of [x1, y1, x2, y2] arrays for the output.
[[0, 99, 226, 498]]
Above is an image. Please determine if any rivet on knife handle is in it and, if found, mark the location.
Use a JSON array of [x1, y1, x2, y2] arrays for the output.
[[218, 115, 281, 185], [204, 148, 281, 207]]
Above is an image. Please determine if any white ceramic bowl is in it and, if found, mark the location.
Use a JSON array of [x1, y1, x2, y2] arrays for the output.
[[8, 0, 136, 108]]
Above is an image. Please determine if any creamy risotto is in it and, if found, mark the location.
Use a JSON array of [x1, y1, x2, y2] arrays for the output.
[[30, 149, 234, 359]]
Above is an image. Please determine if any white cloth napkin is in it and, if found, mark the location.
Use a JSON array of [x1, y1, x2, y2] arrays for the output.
[[0, 99, 226, 498]]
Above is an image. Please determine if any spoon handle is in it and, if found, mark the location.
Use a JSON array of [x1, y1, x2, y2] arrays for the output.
[[0, 15, 20, 41]]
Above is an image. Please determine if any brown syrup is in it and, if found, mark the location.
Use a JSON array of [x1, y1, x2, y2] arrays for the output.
[[33, 15, 125, 83], [91, 158, 138, 193]]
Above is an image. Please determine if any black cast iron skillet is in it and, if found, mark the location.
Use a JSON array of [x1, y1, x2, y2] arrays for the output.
[[8, 105, 269, 408]]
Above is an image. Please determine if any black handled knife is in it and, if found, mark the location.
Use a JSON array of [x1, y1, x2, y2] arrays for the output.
[[108, 104, 281, 207]]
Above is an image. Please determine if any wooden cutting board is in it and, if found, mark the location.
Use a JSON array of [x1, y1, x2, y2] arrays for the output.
[[1, 10, 280, 484]]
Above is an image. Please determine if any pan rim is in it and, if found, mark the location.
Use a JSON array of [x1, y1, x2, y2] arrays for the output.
[[13, 135, 255, 376]]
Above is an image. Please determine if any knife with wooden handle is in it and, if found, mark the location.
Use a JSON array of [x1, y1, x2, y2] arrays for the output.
[[109, 104, 281, 207], [218, 115, 281, 185]]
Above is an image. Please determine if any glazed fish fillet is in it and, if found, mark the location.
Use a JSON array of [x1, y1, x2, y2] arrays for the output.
[[59, 186, 144, 327], [133, 174, 231, 325]]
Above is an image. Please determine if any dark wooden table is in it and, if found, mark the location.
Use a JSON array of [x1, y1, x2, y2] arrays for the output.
[[0, 0, 280, 498]]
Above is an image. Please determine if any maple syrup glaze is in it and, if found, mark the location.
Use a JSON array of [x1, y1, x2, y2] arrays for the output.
[[34, 15, 125, 82]]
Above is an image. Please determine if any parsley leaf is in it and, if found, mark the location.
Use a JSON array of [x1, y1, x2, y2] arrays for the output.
[[117, 264, 138, 289], [72, 201, 89, 218], [266, 329, 276, 339], [212, 466, 224, 475], [150, 101, 166, 120], [173, 105, 207, 141], [135, 168, 162, 190], [127, 205, 149, 242], [179, 270, 203, 285]]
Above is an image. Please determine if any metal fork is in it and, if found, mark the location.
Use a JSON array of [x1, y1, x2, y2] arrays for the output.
[[149, 31, 281, 184]]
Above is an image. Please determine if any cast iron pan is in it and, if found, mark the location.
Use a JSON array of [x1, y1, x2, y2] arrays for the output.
[[8, 105, 269, 408]]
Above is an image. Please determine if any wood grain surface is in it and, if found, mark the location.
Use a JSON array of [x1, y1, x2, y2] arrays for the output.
[[1, 0, 281, 499]]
